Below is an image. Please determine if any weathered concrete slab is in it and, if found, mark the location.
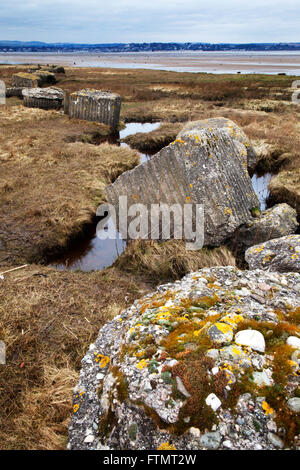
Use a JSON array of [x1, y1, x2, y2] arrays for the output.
[[35, 70, 56, 85], [178, 117, 257, 171], [104, 119, 259, 246], [245, 234, 300, 272], [12, 73, 39, 88], [22, 87, 64, 110], [64, 89, 121, 131]]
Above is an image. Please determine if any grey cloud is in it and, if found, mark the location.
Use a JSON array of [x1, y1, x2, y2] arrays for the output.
[[0, 0, 299, 42]]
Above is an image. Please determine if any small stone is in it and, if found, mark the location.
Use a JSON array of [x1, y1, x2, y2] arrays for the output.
[[84, 434, 94, 443], [287, 336, 300, 350], [235, 329, 265, 353], [212, 367, 219, 375], [291, 350, 300, 365], [205, 393, 222, 411], [176, 376, 191, 398], [258, 283, 272, 292], [200, 431, 222, 449], [189, 427, 200, 438], [267, 420, 277, 433], [238, 288, 251, 297], [252, 369, 273, 387], [268, 432, 284, 449], [206, 349, 219, 360], [287, 397, 300, 413], [223, 440, 232, 449]]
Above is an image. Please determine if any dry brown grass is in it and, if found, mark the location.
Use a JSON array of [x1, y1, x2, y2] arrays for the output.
[[0, 264, 153, 449], [123, 122, 184, 153], [0, 106, 139, 265], [115, 240, 235, 281]]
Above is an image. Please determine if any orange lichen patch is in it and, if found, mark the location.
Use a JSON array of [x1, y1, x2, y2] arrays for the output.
[[180, 294, 220, 310], [94, 353, 110, 368], [207, 282, 222, 290], [262, 401, 274, 416], [73, 404, 79, 413], [286, 307, 300, 325], [138, 291, 174, 315], [157, 442, 177, 450]]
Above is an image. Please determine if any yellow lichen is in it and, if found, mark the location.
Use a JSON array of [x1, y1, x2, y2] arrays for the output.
[[262, 401, 274, 416], [158, 442, 177, 450], [137, 359, 148, 370]]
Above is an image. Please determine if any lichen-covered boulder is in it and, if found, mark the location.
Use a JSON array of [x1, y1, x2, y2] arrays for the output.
[[234, 203, 298, 253], [68, 267, 300, 450], [177, 117, 257, 171], [245, 235, 300, 272], [105, 119, 259, 246]]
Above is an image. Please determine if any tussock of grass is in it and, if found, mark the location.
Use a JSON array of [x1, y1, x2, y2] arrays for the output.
[[123, 122, 184, 153], [114, 240, 235, 281], [0, 264, 152, 449]]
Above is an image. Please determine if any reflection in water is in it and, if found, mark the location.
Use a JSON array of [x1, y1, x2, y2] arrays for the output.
[[120, 122, 160, 140], [50, 218, 126, 272], [251, 173, 272, 211], [120, 121, 160, 163]]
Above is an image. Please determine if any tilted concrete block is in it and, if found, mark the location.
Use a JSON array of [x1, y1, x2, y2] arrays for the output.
[[65, 89, 121, 131], [104, 119, 260, 246]]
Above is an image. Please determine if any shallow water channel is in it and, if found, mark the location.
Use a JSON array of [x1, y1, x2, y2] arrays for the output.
[[50, 123, 272, 272]]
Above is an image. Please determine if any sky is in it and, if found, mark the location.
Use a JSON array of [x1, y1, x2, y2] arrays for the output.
[[0, 0, 299, 44]]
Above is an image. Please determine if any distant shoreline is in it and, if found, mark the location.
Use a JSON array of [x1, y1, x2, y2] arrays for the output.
[[1, 51, 300, 75]]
